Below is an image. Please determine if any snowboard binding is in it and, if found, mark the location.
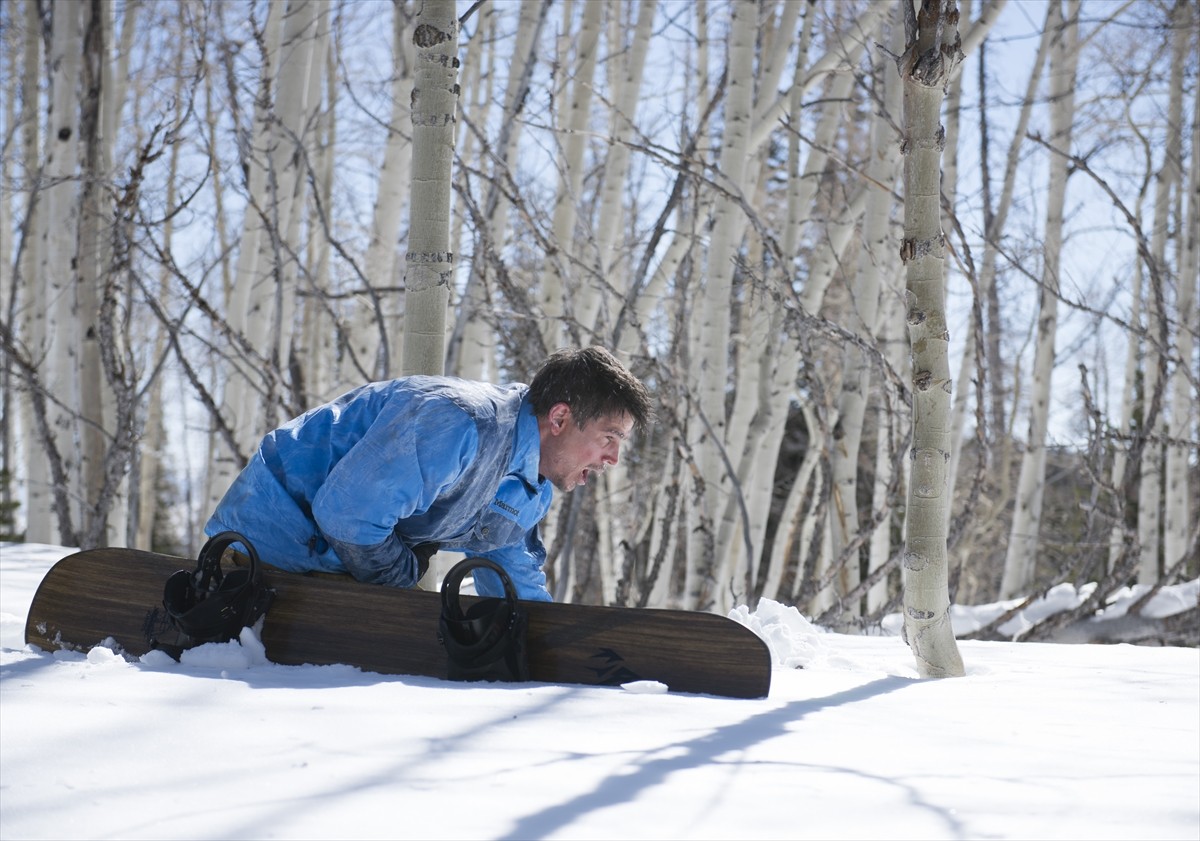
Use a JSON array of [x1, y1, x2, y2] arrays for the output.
[[146, 531, 275, 660], [438, 558, 529, 683]]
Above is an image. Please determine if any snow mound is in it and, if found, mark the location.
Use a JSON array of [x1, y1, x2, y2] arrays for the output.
[[729, 598, 825, 669]]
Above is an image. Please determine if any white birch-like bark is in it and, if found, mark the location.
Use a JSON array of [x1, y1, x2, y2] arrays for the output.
[[102, 0, 138, 545], [78, 0, 119, 546], [1136, 0, 1189, 585], [756, 2, 817, 605], [867, 280, 908, 613], [38, 0, 84, 543], [1137, 300, 1166, 585], [707, 4, 880, 612], [0, 6, 16, 530], [897, 0, 966, 678], [401, 0, 459, 376], [827, 9, 903, 610], [352, 1, 415, 382], [301, 24, 338, 404], [1107, 265, 1143, 571], [588, 1, 656, 605], [448, 4, 496, 382], [539, 0, 603, 352], [450, 0, 544, 371], [947, 4, 1052, 525], [747, 1, 891, 154], [1164, 9, 1197, 574], [206, 3, 286, 516], [199, 2, 238, 529], [684, 0, 755, 610], [576, 0, 656, 339], [136, 3, 184, 552], [265, 0, 322, 391], [999, 0, 1079, 600], [15, 0, 46, 541], [276, 0, 328, 390]]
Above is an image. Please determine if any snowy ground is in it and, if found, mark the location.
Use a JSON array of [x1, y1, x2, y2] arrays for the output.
[[2, 542, 1197, 841]]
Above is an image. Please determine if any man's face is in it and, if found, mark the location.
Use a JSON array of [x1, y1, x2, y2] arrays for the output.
[[538, 404, 634, 492]]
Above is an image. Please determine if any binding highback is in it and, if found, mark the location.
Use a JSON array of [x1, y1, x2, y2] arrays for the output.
[[438, 558, 529, 682]]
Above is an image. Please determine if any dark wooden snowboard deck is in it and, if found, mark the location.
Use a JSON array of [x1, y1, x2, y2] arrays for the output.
[[24, 548, 772, 699]]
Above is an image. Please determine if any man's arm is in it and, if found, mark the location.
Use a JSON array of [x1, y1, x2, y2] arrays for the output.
[[312, 396, 476, 586], [473, 528, 552, 602]]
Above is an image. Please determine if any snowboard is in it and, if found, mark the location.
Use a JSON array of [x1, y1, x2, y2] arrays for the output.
[[23, 548, 773, 699]]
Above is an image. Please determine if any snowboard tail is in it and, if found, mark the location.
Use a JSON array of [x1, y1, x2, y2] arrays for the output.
[[24, 548, 772, 699]]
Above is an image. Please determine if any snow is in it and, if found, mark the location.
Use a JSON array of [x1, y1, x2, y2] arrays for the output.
[[2, 543, 1197, 841]]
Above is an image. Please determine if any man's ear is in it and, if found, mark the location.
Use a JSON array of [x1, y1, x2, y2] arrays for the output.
[[547, 402, 571, 433]]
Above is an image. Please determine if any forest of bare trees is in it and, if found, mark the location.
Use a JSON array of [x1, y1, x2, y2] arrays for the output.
[[2, 0, 1196, 648]]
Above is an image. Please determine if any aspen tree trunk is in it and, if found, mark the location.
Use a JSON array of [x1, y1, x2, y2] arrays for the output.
[[301, 27, 338, 404], [540, 0, 603, 353], [401, 0, 459, 376], [136, 4, 187, 551], [261, 0, 323, 401], [728, 8, 886, 614], [591, 0, 657, 605], [950, 5, 1052, 531], [999, 0, 1078, 600], [354, 0, 414, 382], [1165, 14, 1197, 574], [199, 2, 238, 529], [38, 0, 84, 544], [868, 283, 908, 613], [747, 1, 891, 154], [274, 1, 329, 393], [206, 3, 285, 516], [940, 0, 968, 532], [1108, 264, 1143, 572], [99, 0, 137, 544], [0, 6, 15, 523], [77, 0, 113, 547], [208, 0, 321, 474], [451, 0, 545, 370], [896, 0, 965, 678], [14, 0, 44, 540], [714, 2, 814, 610], [447, 4, 494, 381], [708, 4, 879, 612], [690, 0, 841, 610], [1136, 0, 1188, 585], [576, 0, 656, 339], [684, 0, 756, 610], [828, 8, 903, 612]]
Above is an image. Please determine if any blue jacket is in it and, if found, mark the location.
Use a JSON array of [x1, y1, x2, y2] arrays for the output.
[[204, 376, 554, 600]]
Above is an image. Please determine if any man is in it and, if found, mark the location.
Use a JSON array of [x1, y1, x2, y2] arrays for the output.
[[204, 346, 653, 601]]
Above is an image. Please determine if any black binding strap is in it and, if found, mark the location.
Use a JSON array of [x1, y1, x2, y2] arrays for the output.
[[147, 531, 274, 660], [438, 558, 529, 683]]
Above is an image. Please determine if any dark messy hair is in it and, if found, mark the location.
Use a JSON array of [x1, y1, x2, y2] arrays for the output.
[[527, 346, 654, 434]]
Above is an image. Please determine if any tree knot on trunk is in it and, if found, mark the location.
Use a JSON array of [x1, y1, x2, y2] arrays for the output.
[[411, 112, 455, 128], [899, 233, 944, 263], [406, 251, 454, 264], [413, 23, 454, 49], [903, 549, 929, 572], [900, 127, 946, 155]]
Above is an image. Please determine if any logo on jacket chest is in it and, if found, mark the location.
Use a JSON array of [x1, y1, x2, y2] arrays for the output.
[[491, 498, 520, 516]]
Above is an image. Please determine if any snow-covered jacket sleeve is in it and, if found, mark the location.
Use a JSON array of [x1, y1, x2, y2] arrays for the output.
[[311, 395, 477, 587]]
